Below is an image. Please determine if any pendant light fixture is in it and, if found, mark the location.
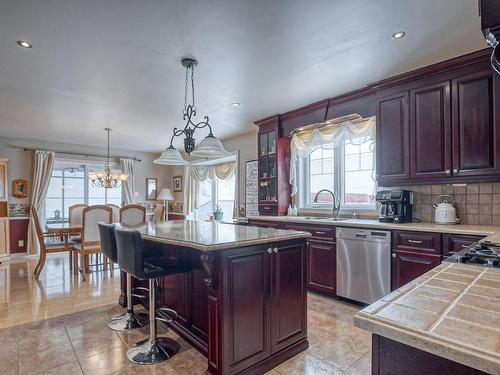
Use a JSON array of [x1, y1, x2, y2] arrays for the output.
[[88, 128, 129, 188], [154, 58, 230, 165]]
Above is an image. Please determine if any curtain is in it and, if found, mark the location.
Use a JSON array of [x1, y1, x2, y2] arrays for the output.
[[183, 160, 238, 217], [120, 159, 135, 204], [289, 117, 375, 196], [27, 150, 55, 254]]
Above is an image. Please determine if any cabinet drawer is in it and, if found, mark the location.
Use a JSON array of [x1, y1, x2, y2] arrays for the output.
[[249, 220, 283, 229], [285, 224, 335, 241], [392, 230, 441, 255], [258, 204, 278, 215], [442, 234, 484, 256]]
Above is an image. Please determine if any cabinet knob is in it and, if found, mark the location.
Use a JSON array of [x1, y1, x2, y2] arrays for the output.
[[392, 253, 396, 258], [453, 169, 459, 174], [266, 248, 272, 254], [445, 169, 451, 175], [273, 247, 279, 253]]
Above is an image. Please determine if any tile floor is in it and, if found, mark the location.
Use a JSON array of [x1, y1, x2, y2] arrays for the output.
[[0, 254, 371, 374]]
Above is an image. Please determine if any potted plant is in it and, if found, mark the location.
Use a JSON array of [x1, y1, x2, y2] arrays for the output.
[[213, 205, 224, 221]]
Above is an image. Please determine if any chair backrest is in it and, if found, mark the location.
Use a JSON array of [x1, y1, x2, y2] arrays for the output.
[[153, 205, 165, 223], [69, 204, 87, 225], [106, 204, 120, 223], [120, 204, 146, 226], [82, 205, 112, 244], [114, 227, 146, 279], [98, 223, 117, 263]]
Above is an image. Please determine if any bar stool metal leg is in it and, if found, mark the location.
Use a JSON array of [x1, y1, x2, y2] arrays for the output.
[[127, 279, 180, 364], [108, 273, 149, 331]]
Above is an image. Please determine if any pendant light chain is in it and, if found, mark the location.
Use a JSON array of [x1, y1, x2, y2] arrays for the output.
[[191, 63, 196, 111], [183, 65, 189, 115]]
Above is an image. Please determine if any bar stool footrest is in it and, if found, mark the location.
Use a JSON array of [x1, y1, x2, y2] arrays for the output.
[[127, 337, 180, 364], [157, 307, 178, 323]]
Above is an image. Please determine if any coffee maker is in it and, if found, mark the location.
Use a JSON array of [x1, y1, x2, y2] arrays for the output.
[[376, 189, 413, 223]]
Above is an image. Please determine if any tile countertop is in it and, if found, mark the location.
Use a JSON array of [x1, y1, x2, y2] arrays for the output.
[[115, 220, 310, 252], [353, 262, 500, 374], [246, 216, 500, 240]]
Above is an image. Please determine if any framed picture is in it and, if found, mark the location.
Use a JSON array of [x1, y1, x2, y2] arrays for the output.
[[173, 175, 183, 192], [13, 179, 28, 198], [146, 177, 158, 200]]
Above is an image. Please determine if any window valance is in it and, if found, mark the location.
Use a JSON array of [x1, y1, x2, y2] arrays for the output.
[[290, 116, 375, 196]]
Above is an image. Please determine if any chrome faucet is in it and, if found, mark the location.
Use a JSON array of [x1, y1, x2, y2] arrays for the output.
[[313, 189, 341, 219]]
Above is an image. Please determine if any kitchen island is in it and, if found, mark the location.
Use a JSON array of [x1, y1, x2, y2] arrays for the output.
[[354, 262, 500, 375], [117, 220, 310, 375]]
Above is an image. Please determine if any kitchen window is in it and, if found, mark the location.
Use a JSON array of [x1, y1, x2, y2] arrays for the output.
[[189, 174, 235, 221], [44, 162, 123, 223], [298, 136, 376, 210]]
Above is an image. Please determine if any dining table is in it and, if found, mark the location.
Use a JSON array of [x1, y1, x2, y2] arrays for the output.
[[44, 222, 82, 275]]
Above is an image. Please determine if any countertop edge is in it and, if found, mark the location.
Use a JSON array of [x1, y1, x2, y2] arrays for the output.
[[353, 313, 500, 374], [246, 216, 497, 237], [142, 231, 310, 252]]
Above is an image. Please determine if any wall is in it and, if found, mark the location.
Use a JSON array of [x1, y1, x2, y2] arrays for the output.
[[0, 136, 168, 206], [387, 183, 500, 225]]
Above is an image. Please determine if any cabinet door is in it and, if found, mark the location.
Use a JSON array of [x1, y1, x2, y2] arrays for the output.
[[442, 234, 484, 258], [307, 239, 335, 294], [392, 251, 440, 290], [452, 70, 500, 176], [410, 82, 452, 179], [226, 247, 271, 372], [271, 242, 307, 354], [376, 92, 410, 183], [0, 218, 8, 255]]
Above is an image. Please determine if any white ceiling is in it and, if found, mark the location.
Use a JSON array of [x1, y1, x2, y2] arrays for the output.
[[0, 0, 487, 153]]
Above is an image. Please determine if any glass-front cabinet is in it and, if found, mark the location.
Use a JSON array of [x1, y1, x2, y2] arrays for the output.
[[255, 115, 291, 216]]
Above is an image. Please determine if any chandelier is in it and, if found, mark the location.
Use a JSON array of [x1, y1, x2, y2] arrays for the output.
[[154, 58, 230, 166], [88, 128, 129, 188]]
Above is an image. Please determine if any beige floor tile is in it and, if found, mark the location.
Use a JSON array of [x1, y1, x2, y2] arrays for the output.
[[0, 356, 18, 375], [275, 351, 343, 375], [18, 341, 77, 375], [70, 329, 125, 359], [344, 352, 371, 375], [43, 360, 83, 375]]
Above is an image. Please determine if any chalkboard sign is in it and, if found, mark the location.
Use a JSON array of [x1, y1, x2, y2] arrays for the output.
[[245, 160, 259, 216]]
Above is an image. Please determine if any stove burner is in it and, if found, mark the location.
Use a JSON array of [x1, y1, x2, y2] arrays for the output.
[[454, 241, 500, 268]]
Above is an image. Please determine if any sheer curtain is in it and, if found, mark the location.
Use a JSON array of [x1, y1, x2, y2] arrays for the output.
[[289, 117, 375, 196], [120, 159, 135, 204], [27, 150, 55, 254], [183, 157, 239, 219]]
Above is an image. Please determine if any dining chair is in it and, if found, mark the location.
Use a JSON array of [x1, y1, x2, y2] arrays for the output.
[[71, 205, 112, 281], [69, 204, 87, 242], [32, 206, 74, 277], [153, 205, 165, 223], [106, 204, 120, 223], [120, 204, 146, 226]]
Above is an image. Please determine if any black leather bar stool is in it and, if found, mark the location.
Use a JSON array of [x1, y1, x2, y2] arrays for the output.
[[98, 223, 148, 331], [114, 227, 191, 365]]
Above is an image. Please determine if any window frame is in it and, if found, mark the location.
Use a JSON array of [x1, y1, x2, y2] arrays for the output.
[[298, 140, 376, 211], [191, 174, 236, 221]]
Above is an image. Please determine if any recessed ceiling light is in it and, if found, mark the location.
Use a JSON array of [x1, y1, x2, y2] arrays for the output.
[[391, 31, 405, 40], [17, 40, 32, 48], [231, 102, 241, 107]]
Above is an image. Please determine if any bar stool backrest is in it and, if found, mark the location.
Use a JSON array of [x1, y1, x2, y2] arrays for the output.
[[120, 204, 146, 226], [82, 205, 112, 245], [115, 227, 145, 279], [69, 204, 87, 226], [98, 223, 118, 263], [106, 204, 120, 223]]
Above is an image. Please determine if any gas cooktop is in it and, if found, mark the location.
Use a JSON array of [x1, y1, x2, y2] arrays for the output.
[[450, 241, 500, 268]]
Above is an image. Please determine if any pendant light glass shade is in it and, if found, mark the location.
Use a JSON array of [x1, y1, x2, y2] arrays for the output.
[[153, 146, 188, 165], [190, 134, 231, 158]]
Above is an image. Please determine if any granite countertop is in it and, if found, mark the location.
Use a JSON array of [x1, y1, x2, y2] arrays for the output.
[[246, 215, 500, 238], [115, 220, 310, 252], [353, 262, 500, 374]]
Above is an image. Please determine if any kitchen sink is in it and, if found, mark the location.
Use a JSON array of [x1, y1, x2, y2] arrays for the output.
[[292, 216, 349, 222]]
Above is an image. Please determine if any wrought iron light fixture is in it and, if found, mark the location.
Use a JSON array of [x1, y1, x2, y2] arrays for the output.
[[88, 128, 129, 188], [154, 58, 230, 166]]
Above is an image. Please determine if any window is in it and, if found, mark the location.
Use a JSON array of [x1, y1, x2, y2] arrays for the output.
[[190, 174, 235, 221], [300, 137, 375, 209], [45, 162, 123, 223]]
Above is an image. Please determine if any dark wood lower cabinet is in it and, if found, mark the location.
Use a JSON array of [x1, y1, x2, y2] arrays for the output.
[[372, 334, 488, 375], [392, 250, 441, 290], [307, 239, 336, 294], [122, 238, 308, 375]]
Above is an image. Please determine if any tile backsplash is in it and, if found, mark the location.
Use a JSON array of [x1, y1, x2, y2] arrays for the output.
[[385, 183, 500, 225]]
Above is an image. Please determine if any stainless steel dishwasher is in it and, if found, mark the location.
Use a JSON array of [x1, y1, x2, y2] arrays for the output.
[[336, 227, 391, 304]]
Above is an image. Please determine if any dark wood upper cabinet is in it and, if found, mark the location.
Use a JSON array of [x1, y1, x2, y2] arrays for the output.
[[452, 70, 500, 177], [410, 82, 452, 179], [376, 92, 410, 183]]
